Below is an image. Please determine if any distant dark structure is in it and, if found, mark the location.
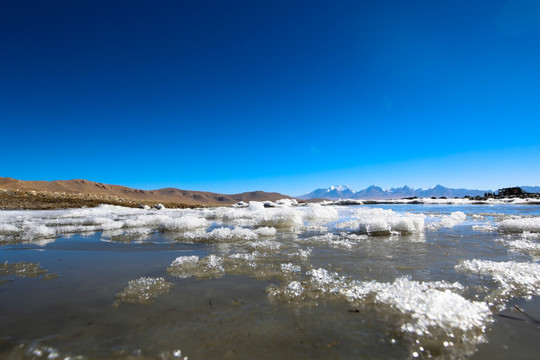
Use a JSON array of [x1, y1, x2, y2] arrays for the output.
[[462, 186, 539, 200], [497, 187, 525, 197]]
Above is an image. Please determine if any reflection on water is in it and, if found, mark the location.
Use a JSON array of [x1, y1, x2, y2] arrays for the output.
[[1, 203, 540, 359]]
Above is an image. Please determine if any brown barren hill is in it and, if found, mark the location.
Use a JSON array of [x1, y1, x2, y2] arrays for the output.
[[0, 177, 294, 209]]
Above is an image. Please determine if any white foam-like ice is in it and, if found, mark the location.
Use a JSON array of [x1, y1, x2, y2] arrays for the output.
[[303, 204, 339, 222], [456, 260, 540, 298], [228, 252, 260, 262], [171, 255, 200, 267], [333, 208, 424, 235], [301, 233, 361, 249], [167, 255, 201, 278], [0, 223, 19, 234], [20, 223, 56, 241], [471, 225, 497, 232], [258, 208, 303, 229], [268, 268, 490, 336], [246, 240, 282, 251], [123, 214, 170, 228], [114, 277, 172, 306], [181, 226, 276, 242], [167, 254, 225, 279], [352, 208, 425, 235], [498, 217, 540, 233], [369, 278, 490, 335], [522, 231, 540, 239], [288, 248, 312, 260], [0, 201, 431, 244], [503, 239, 540, 252], [280, 263, 301, 273], [426, 211, 467, 231], [159, 216, 209, 232], [0, 205, 216, 243], [254, 226, 277, 236]]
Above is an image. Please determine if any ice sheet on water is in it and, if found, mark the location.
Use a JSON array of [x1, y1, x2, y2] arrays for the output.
[[425, 211, 467, 231], [342, 208, 425, 235], [254, 226, 277, 236], [302, 204, 339, 222], [501, 238, 540, 259], [258, 208, 304, 229], [287, 248, 312, 260], [0, 223, 18, 234], [166, 250, 309, 281], [498, 217, 540, 233], [0, 201, 429, 244], [280, 263, 302, 274], [158, 216, 209, 231], [167, 255, 225, 279], [179, 226, 276, 243], [456, 260, 540, 299], [166, 256, 201, 278], [0, 261, 49, 278], [300, 233, 367, 249], [0, 205, 213, 243], [522, 231, 540, 239], [370, 278, 490, 335], [246, 239, 282, 251], [20, 223, 56, 240], [206, 202, 341, 230], [268, 268, 491, 336], [471, 224, 497, 232], [114, 277, 172, 306], [0, 222, 56, 245]]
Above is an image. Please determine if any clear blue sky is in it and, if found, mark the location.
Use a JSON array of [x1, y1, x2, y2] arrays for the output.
[[2, 0, 539, 195]]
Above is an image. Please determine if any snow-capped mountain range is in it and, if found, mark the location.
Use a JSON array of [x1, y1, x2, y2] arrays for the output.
[[299, 185, 494, 200]]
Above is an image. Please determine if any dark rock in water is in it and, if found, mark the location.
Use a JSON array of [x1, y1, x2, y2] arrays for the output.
[[232, 201, 249, 208], [263, 201, 276, 208], [332, 199, 364, 206]]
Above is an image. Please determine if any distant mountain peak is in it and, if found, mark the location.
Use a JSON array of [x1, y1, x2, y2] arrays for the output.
[[299, 184, 491, 200], [328, 185, 350, 192]]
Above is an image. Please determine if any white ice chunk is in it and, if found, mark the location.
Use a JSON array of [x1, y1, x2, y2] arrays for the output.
[[498, 217, 540, 233]]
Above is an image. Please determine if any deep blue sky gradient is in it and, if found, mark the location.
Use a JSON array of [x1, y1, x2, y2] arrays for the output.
[[2, 0, 540, 194]]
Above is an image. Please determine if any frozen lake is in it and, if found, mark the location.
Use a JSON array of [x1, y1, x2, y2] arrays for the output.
[[1, 202, 540, 359]]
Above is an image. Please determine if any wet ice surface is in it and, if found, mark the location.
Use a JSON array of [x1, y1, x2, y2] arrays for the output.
[[1, 203, 540, 359]]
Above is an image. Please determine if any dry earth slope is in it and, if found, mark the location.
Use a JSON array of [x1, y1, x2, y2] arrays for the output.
[[0, 177, 293, 209]]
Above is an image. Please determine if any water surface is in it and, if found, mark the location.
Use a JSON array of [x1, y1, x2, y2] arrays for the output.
[[1, 202, 540, 359]]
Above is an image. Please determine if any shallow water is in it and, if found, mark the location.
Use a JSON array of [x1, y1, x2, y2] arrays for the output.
[[1, 202, 540, 359]]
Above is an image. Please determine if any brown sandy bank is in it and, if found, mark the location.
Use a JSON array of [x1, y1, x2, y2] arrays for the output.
[[0, 177, 294, 210]]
